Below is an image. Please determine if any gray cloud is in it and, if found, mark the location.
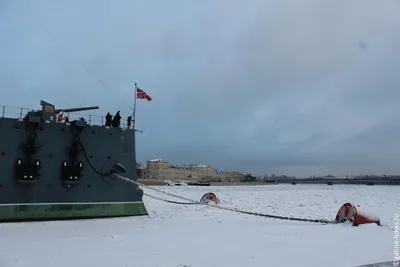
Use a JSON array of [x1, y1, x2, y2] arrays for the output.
[[1, 0, 400, 176]]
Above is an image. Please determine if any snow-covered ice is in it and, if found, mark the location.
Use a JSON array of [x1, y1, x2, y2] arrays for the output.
[[1, 184, 399, 267]]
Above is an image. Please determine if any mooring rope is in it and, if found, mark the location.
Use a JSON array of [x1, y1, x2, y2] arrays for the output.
[[113, 174, 339, 225]]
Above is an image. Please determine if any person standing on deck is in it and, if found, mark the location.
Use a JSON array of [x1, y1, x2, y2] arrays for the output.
[[105, 112, 112, 127], [111, 111, 121, 128]]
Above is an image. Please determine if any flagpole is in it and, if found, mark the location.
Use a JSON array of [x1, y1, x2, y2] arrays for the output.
[[132, 82, 137, 129], [132, 82, 138, 177]]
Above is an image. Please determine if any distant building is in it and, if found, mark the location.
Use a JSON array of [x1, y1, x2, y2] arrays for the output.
[[217, 170, 243, 182], [138, 159, 243, 182]]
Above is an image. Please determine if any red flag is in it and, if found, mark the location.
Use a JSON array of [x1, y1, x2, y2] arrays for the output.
[[136, 88, 152, 101]]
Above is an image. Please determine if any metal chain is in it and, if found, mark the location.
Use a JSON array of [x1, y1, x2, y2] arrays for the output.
[[114, 174, 202, 204], [114, 174, 339, 225], [142, 192, 200, 205], [380, 224, 395, 231]]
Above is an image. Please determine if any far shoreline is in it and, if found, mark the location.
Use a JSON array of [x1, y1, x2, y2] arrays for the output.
[[138, 179, 400, 186]]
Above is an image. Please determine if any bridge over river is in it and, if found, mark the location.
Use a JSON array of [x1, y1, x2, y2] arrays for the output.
[[271, 177, 400, 186]]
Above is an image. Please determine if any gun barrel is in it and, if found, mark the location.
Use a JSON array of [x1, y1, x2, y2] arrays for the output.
[[55, 106, 99, 113]]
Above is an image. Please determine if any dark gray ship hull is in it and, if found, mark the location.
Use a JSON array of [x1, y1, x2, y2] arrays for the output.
[[0, 117, 148, 222]]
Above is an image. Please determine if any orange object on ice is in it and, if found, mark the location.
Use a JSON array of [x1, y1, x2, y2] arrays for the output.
[[335, 202, 380, 226], [200, 192, 220, 204]]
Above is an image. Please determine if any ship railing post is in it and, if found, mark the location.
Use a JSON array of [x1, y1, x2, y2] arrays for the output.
[[2, 106, 4, 118], [101, 116, 104, 126], [89, 115, 92, 125], [19, 108, 23, 119]]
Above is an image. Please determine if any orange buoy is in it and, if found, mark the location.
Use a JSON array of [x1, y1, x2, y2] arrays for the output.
[[200, 192, 220, 204], [335, 202, 380, 226]]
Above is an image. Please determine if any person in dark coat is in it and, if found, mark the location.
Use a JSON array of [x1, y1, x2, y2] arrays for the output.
[[105, 112, 112, 127], [111, 111, 121, 127]]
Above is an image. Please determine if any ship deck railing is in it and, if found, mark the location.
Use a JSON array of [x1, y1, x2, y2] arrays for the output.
[[1, 105, 132, 129]]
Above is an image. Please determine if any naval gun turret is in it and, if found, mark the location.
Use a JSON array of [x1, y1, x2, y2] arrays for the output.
[[27, 100, 99, 124]]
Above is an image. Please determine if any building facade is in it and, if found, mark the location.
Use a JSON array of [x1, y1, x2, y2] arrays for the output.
[[216, 170, 243, 182], [138, 159, 243, 182]]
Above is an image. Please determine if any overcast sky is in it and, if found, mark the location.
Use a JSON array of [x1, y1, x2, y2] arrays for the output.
[[1, 0, 400, 176]]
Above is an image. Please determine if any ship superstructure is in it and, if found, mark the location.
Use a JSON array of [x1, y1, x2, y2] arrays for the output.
[[0, 100, 147, 222]]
